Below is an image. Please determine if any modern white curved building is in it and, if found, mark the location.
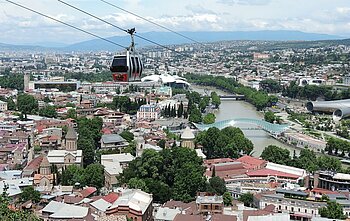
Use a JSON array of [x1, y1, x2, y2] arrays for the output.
[[141, 74, 190, 88], [306, 99, 350, 120]]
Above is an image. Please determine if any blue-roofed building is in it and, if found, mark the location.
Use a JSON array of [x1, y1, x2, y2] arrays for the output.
[[137, 104, 161, 120]]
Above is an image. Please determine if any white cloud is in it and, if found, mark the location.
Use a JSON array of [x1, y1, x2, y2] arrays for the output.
[[218, 0, 271, 6], [0, 0, 350, 44]]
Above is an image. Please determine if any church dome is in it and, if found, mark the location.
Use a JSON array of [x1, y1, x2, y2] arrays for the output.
[[181, 127, 195, 140]]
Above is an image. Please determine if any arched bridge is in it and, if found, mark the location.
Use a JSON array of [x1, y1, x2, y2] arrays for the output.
[[193, 118, 289, 135]]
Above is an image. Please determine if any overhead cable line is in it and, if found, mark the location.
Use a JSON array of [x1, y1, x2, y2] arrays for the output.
[[58, 0, 192, 58], [100, 0, 205, 46], [4, 0, 127, 49]]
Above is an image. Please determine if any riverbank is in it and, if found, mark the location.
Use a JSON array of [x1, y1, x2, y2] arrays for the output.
[[191, 84, 300, 157]]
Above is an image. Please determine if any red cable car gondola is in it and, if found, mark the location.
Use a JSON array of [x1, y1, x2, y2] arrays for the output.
[[110, 28, 143, 82]]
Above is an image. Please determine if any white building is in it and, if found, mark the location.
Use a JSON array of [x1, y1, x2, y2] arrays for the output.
[[137, 104, 161, 120], [101, 153, 135, 190], [0, 100, 7, 112]]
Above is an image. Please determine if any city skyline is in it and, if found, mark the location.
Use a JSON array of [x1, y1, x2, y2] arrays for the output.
[[0, 0, 350, 45]]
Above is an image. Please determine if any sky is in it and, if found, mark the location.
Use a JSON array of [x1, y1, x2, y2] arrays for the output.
[[1, 0, 350, 45]]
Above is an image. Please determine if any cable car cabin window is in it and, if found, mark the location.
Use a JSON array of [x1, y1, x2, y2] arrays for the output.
[[131, 57, 136, 74], [110, 57, 128, 72], [135, 57, 140, 73]]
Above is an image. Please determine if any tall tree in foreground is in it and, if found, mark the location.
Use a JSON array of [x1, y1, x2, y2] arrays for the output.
[[319, 201, 346, 220], [17, 94, 38, 120]]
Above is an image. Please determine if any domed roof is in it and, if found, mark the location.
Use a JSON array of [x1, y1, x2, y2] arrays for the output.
[[66, 127, 77, 140], [181, 127, 195, 140]]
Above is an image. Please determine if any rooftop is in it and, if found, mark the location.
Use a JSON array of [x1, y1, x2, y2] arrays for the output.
[[101, 134, 126, 144]]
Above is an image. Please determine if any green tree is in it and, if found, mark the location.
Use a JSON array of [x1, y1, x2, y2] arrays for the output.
[[120, 130, 134, 142], [209, 176, 227, 195], [20, 186, 41, 203], [78, 138, 95, 167], [84, 163, 105, 189], [291, 149, 318, 172], [260, 79, 282, 93], [17, 93, 38, 119], [66, 108, 77, 119], [61, 165, 85, 186], [264, 111, 276, 123], [39, 106, 57, 118], [319, 201, 347, 219], [157, 139, 166, 149], [189, 107, 202, 123], [223, 192, 233, 206], [118, 148, 206, 203], [177, 102, 184, 118], [0, 186, 40, 220], [211, 92, 221, 108], [128, 178, 149, 192], [196, 126, 253, 159], [203, 113, 216, 124], [260, 145, 291, 165], [238, 192, 254, 207], [317, 155, 342, 172]]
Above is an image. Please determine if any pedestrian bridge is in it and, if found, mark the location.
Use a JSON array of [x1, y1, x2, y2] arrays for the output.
[[193, 118, 289, 135]]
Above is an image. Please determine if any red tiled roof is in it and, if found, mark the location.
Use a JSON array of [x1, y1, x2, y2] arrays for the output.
[[80, 187, 97, 198], [310, 188, 337, 195], [214, 162, 245, 171], [24, 155, 43, 171], [236, 155, 266, 169], [204, 158, 234, 166], [102, 192, 119, 203], [246, 168, 299, 179]]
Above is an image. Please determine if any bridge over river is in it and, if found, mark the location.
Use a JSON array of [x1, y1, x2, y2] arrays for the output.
[[193, 118, 289, 135]]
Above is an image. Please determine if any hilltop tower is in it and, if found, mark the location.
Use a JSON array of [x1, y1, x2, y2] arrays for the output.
[[24, 73, 30, 91]]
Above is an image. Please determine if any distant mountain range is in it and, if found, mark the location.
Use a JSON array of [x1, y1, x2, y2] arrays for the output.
[[0, 30, 347, 52]]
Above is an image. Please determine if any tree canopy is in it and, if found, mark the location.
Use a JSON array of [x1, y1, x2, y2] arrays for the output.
[[0, 187, 40, 220], [61, 164, 105, 189], [39, 106, 57, 118], [118, 148, 206, 203], [17, 93, 38, 119], [261, 145, 291, 165], [196, 127, 254, 159], [319, 201, 347, 220], [203, 113, 216, 124]]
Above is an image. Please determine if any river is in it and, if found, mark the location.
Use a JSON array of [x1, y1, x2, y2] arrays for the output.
[[192, 85, 300, 157]]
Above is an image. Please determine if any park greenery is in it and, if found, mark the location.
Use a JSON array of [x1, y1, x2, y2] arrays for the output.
[[326, 137, 350, 157], [203, 113, 216, 124], [61, 163, 105, 189], [282, 80, 350, 101], [264, 111, 281, 124], [0, 72, 24, 90], [259, 79, 282, 93], [185, 73, 277, 110], [195, 126, 254, 159], [118, 148, 207, 203], [261, 145, 342, 173]]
